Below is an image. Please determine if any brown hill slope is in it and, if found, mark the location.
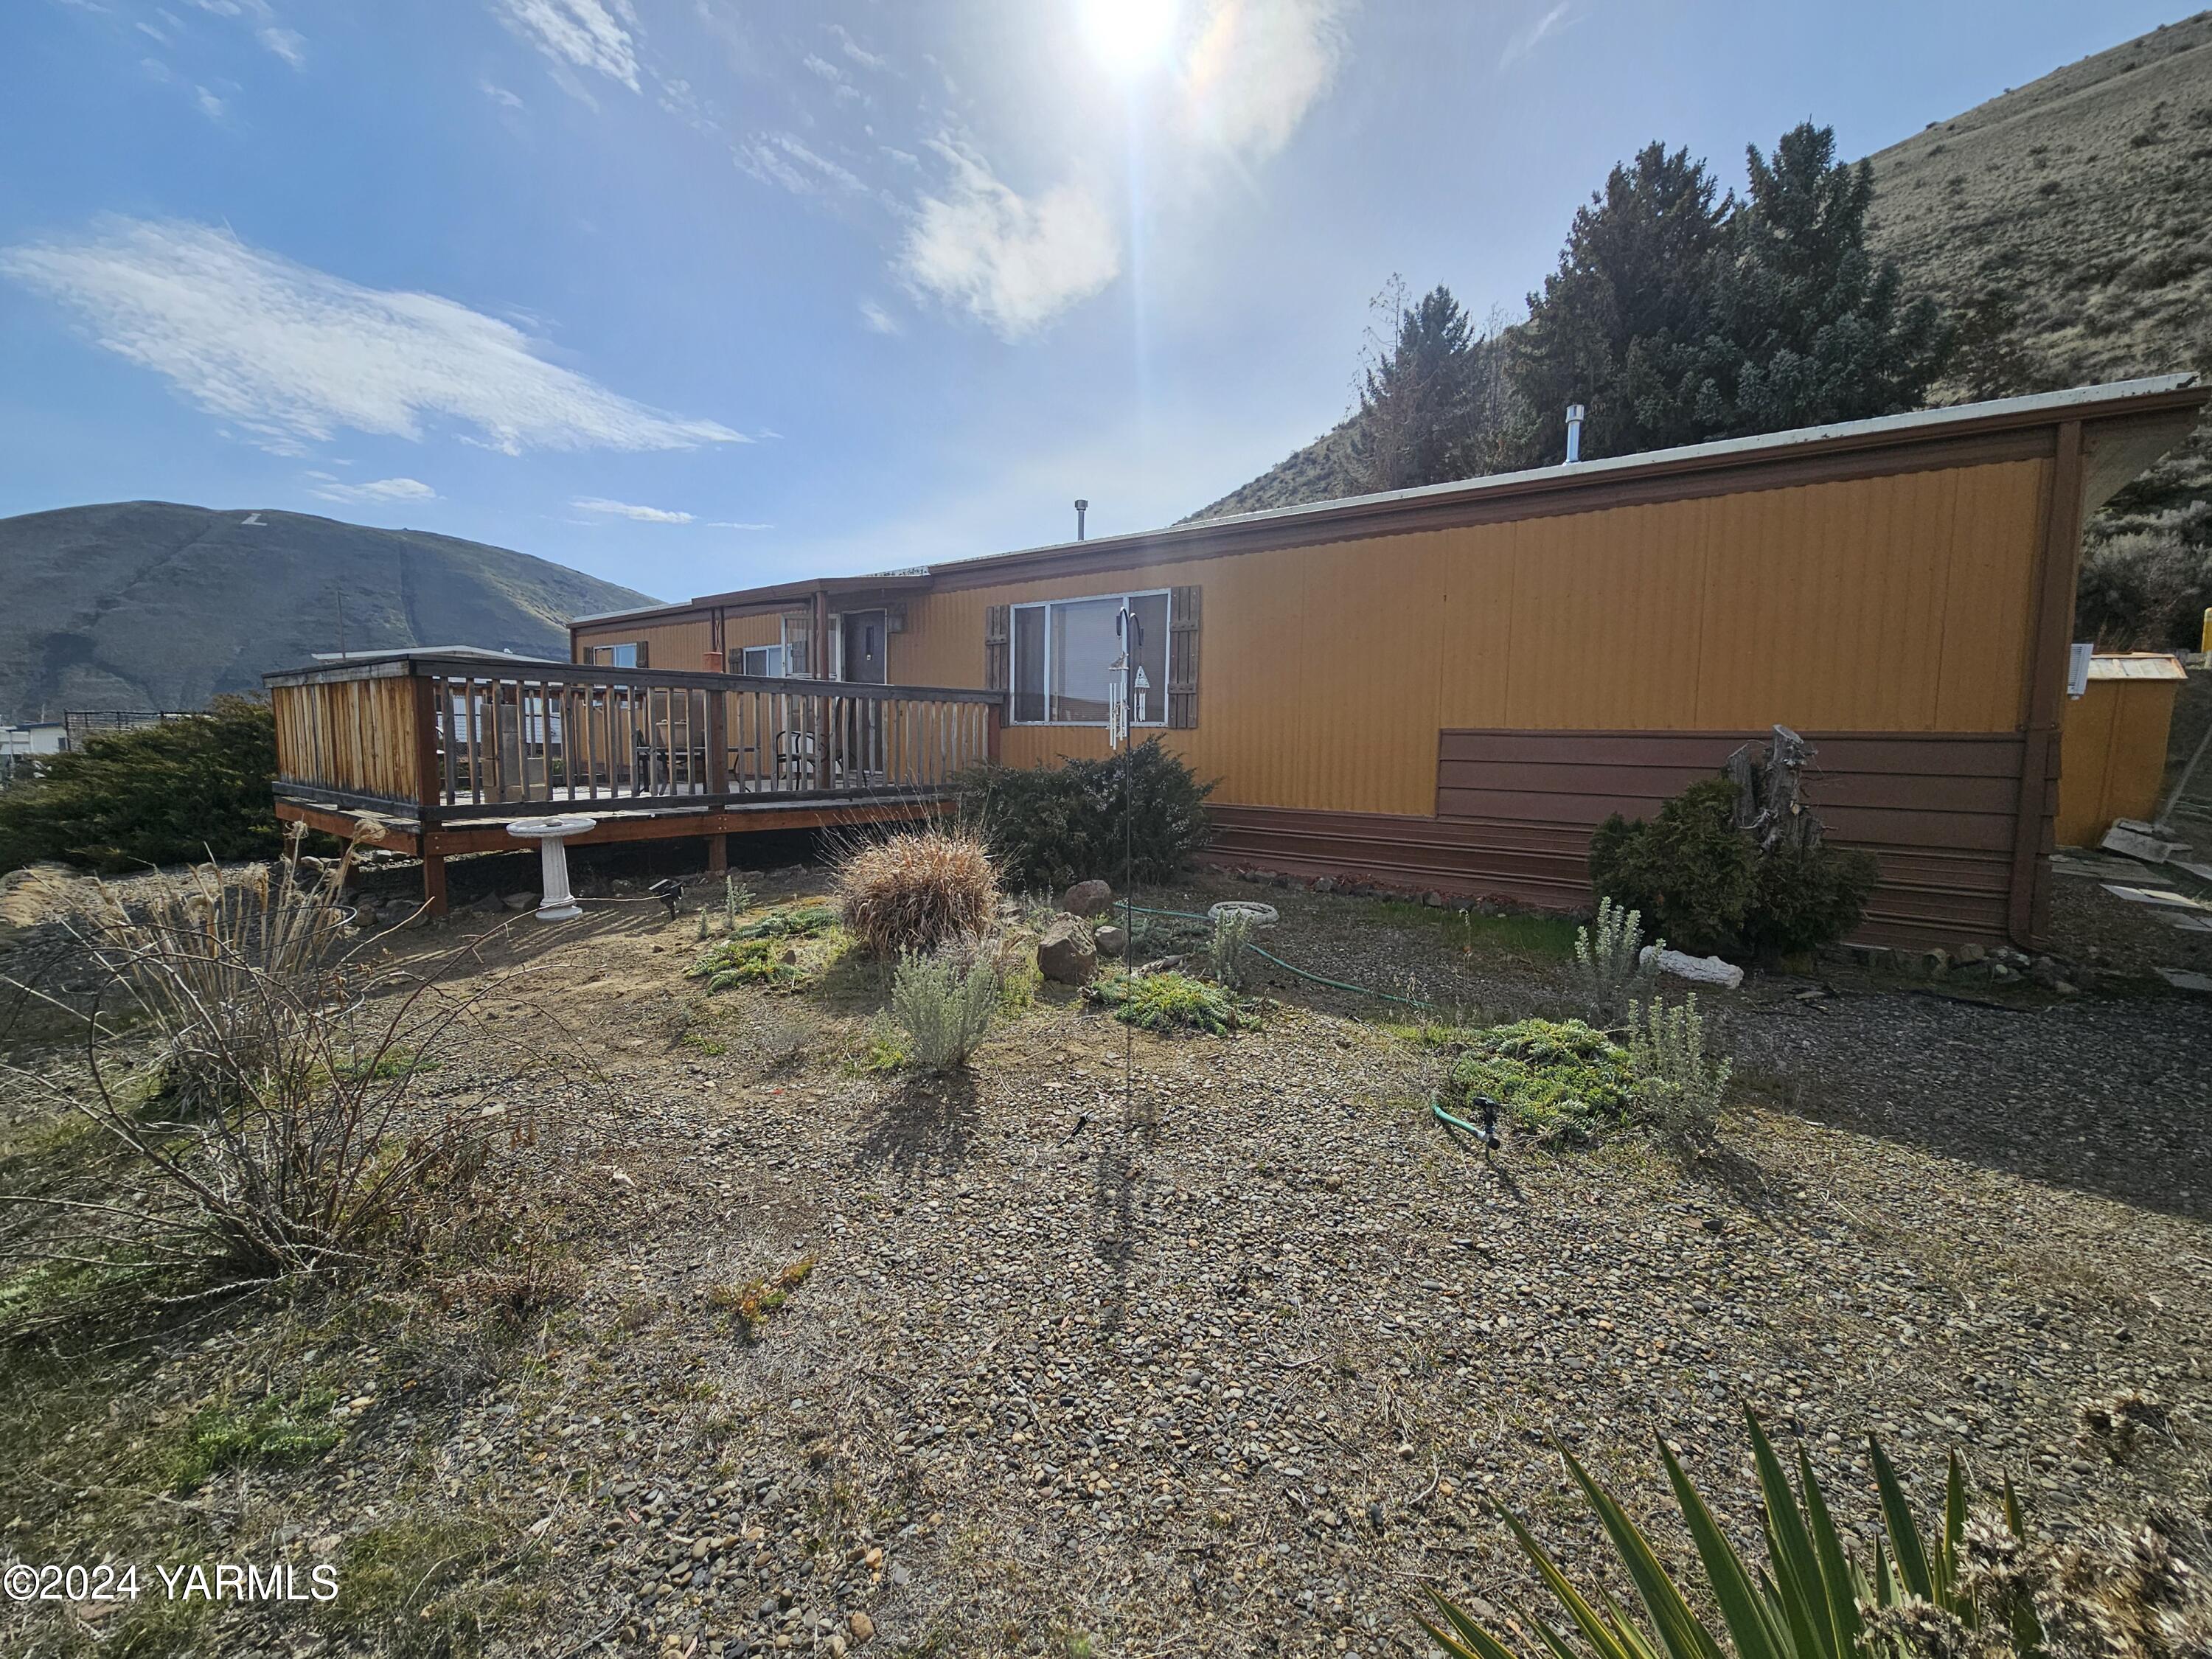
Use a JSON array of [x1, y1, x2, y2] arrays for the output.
[[0, 502, 658, 725], [1187, 12, 2212, 524]]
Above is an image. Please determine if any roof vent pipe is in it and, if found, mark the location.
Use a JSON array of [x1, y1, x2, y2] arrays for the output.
[[1564, 404, 1586, 465], [1074, 498, 1088, 540]]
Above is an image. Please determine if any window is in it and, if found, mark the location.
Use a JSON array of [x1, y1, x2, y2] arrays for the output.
[[588, 641, 644, 668], [738, 643, 788, 677], [1010, 591, 1168, 725]]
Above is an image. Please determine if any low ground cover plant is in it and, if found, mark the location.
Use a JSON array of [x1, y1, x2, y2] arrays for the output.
[[954, 739, 1214, 893], [838, 830, 1000, 957], [689, 901, 838, 990], [1449, 1018, 1635, 1144], [1088, 970, 1255, 1034]]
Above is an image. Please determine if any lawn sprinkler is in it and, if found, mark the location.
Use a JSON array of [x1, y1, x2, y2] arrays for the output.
[[1433, 1091, 1503, 1158], [647, 876, 689, 922]]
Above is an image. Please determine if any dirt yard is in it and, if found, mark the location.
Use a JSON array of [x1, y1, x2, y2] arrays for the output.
[[3, 857, 2210, 1659]]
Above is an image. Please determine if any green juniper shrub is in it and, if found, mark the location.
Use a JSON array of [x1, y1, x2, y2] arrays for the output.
[[1590, 773, 1879, 960], [0, 695, 282, 874], [1742, 836, 1880, 959], [1449, 1018, 1635, 1144], [1586, 778, 1753, 957], [954, 737, 1214, 893], [1087, 970, 1253, 1035]]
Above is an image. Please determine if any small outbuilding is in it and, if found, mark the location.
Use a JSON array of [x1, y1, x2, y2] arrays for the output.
[[2055, 653, 2189, 847]]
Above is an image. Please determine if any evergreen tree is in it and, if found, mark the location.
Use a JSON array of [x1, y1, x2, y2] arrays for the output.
[[1695, 122, 1952, 435], [1350, 278, 1495, 493], [1506, 125, 1951, 465], [1508, 143, 1732, 465]]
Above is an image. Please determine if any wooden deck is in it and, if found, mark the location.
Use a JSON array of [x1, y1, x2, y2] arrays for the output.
[[265, 653, 1001, 913]]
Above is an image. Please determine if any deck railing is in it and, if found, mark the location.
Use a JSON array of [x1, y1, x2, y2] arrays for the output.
[[266, 654, 1001, 821]]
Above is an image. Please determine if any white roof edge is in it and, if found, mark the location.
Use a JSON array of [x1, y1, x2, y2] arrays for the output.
[[935, 372, 2204, 571]]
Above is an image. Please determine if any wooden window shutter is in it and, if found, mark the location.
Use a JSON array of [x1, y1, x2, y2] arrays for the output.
[[1168, 586, 1200, 728], [635, 641, 650, 669], [984, 604, 1010, 698]]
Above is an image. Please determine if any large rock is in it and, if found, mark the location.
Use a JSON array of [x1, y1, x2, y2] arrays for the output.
[[1093, 922, 1127, 959], [1037, 915, 1098, 984], [1060, 879, 1114, 917]]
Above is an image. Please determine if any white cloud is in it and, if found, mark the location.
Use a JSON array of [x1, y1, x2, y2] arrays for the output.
[[574, 495, 695, 524], [1498, 1, 1576, 69], [858, 299, 900, 335], [187, 0, 307, 66], [310, 475, 438, 504], [802, 53, 844, 85], [0, 218, 746, 456], [900, 140, 1119, 339], [491, 0, 639, 91], [737, 132, 867, 197], [195, 86, 227, 120], [709, 521, 773, 531], [481, 79, 525, 109], [258, 25, 305, 66], [1183, 0, 1347, 161], [827, 23, 886, 72]]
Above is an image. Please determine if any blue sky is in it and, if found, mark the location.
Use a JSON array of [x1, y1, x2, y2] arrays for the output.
[[0, 0, 2191, 606]]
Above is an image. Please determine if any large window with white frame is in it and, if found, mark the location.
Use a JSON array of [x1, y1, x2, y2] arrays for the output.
[[1010, 590, 1169, 726]]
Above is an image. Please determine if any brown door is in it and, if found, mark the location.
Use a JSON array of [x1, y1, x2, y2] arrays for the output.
[[840, 609, 887, 684]]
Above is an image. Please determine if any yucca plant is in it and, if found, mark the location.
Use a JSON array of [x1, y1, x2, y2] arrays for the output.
[[1424, 1417, 2039, 1659]]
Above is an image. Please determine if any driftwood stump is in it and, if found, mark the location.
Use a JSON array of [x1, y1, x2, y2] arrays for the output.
[[1723, 724, 1823, 854]]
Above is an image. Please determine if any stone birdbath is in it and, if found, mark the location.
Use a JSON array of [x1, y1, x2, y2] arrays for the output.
[[507, 815, 597, 921]]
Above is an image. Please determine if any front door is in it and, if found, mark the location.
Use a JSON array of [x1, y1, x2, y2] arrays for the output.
[[840, 609, 887, 684]]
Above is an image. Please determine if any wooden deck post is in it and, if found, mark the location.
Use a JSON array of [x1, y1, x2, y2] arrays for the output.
[[706, 832, 728, 875], [421, 851, 448, 918], [987, 700, 1003, 765]]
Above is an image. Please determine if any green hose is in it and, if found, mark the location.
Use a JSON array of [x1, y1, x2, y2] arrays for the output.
[[1117, 902, 1489, 1137], [1117, 902, 1441, 1007]]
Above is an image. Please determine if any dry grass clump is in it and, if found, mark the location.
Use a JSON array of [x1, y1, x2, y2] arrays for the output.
[[0, 826, 538, 1286], [837, 830, 1001, 958]]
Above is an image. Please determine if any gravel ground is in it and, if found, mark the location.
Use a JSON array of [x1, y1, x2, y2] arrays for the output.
[[4, 869, 2210, 1659]]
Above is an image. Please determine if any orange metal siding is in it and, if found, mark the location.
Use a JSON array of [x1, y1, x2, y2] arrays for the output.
[[574, 617, 717, 669], [2055, 675, 2183, 845], [897, 459, 2051, 816]]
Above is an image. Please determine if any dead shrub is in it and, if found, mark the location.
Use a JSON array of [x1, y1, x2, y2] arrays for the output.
[[836, 830, 1001, 958], [0, 826, 549, 1287]]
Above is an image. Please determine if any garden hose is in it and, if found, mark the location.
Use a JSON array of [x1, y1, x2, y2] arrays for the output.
[[1118, 902, 1494, 1140], [1119, 902, 1442, 1010]]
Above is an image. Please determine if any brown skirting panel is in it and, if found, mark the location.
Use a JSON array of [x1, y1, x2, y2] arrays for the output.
[[1204, 728, 2038, 950]]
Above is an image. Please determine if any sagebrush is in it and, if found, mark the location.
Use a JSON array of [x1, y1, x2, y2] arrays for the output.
[[888, 947, 1000, 1071], [1626, 992, 1731, 1147], [1206, 908, 1255, 990], [838, 830, 1001, 958], [1575, 897, 1655, 1013]]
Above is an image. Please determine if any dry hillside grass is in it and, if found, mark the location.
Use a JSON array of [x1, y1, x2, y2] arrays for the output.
[[1189, 13, 2212, 529]]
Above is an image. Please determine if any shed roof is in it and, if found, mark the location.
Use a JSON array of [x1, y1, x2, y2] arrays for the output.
[[2087, 653, 2188, 681]]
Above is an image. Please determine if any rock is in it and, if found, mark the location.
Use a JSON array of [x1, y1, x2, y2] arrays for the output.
[[503, 891, 538, 911], [1636, 945, 1745, 990], [1060, 879, 1113, 917], [1037, 917, 1097, 985], [1423, 891, 1447, 908], [849, 1612, 875, 1644], [1955, 942, 1986, 966], [1922, 947, 1950, 979], [1093, 923, 1127, 959], [1312, 877, 1338, 894]]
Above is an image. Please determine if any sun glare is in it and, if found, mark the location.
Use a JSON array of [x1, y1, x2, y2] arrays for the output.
[[1079, 0, 1180, 79]]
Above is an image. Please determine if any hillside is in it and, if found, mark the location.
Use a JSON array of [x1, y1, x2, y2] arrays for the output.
[[1187, 11, 2212, 523], [0, 502, 658, 724]]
